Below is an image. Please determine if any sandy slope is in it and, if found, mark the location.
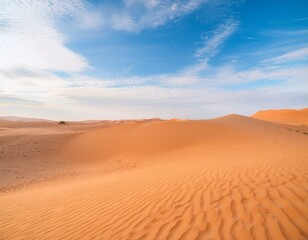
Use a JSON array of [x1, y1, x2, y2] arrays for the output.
[[0, 119, 160, 192], [252, 108, 308, 126], [0, 115, 307, 239]]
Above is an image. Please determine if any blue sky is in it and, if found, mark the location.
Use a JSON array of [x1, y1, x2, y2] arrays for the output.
[[1, 0, 307, 120]]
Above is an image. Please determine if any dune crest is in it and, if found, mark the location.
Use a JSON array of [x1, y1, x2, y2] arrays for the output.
[[251, 108, 308, 126]]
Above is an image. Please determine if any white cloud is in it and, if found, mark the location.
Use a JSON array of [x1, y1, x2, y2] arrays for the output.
[[2, 55, 307, 120], [167, 19, 239, 84], [195, 19, 239, 61], [0, 0, 209, 74], [265, 47, 308, 63], [2, 68, 307, 120], [121, 74, 201, 86], [109, 0, 206, 32], [0, 0, 102, 73], [0, 69, 68, 105], [199, 65, 308, 86]]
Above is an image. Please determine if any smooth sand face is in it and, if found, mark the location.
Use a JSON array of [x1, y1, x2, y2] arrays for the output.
[[252, 108, 308, 126], [0, 114, 307, 239]]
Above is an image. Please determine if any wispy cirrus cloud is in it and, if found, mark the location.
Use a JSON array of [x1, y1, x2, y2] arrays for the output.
[[199, 65, 308, 87], [195, 19, 239, 61], [264, 47, 308, 63], [109, 0, 206, 32], [164, 19, 239, 84]]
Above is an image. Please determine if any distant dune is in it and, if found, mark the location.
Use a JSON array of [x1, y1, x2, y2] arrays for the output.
[[251, 108, 308, 126], [62, 115, 258, 164], [0, 116, 54, 122], [0, 112, 307, 239]]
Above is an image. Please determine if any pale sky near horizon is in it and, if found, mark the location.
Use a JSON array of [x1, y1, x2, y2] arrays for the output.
[[1, 0, 307, 120]]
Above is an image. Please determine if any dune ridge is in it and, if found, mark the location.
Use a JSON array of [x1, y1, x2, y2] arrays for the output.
[[252, 108, 308, 126], [0, 114, 307, 239]]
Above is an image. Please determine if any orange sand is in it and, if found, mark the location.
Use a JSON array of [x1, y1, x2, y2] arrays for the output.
[[0, 114, 307, 239], [252, 108, 308, 126]]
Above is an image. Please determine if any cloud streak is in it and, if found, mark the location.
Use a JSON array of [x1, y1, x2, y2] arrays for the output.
[[168, 19, 239, 83], [264, 47, 308, 63], [109, 0, 206, 32], [195, 19, 239, 62]]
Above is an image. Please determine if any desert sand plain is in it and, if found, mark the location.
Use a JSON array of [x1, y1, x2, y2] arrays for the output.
[[0, 109, 307, 240]]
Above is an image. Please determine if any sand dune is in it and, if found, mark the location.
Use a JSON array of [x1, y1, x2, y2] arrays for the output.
[[252, 108, 308, 126], [0, 114, 307, 239], [0, 119, 161, 192], [0, 116, 53, 122]]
